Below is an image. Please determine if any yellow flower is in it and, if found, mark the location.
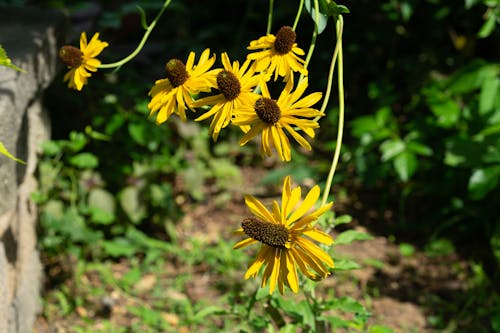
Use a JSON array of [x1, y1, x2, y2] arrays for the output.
[[59, 32, 108, 91], [247, 26, 308, 81], [233, 77, 324, 161], [148, 49, 218, 124], [192, 53, 262, 141], [234, 175, 334, 294]]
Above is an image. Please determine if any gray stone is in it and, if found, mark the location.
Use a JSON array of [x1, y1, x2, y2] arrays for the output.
[[0, 6, 65, 333]]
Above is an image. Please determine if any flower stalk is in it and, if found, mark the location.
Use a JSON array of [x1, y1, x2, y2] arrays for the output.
[[98, 0, 172, 69]]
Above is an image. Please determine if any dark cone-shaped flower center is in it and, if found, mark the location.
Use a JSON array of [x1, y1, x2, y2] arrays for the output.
[[217, 70, 241, 100], [165, 59, 189, 87], [242, 217, 289, 248], [255, 98, 281, 124], [274, 26, 296, 54], [59, 46, 83, 68]]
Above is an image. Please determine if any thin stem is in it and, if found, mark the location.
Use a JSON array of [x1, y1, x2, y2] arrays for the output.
[[299, 0, 320, 83], [315, 22, 343, 122], [266, 0, 274, 35], [98, 0, 172, 69], [321, 15, 344, 207], [292, 0, 305, 31]]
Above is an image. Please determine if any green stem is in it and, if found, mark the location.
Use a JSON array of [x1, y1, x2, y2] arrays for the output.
[[299, 0, 319, 82], [321, 15, 344, 207], [266, 0, 274, 35], [315, 23, 343, 121], [292, 0, 305, 31], [98, 0, 172, 69]]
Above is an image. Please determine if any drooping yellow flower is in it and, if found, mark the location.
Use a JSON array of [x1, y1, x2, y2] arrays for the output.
[[234, 175, 334, 294], [148, 49, 218, 124], [59, 32, 108, 91], [233, 77, 323, 161], [192, 53, 262, 141], [247, 26, 308, 81]]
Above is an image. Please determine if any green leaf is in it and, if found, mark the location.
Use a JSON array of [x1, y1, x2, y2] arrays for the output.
[[393, 151, 417, 182], [333, 258, 361, 270], [41, 141, 62, 156], [399, 243, 415, 257], [479, 76, 500, 114], [478, 13, 497, 38], [305, 0, 329, 34], [429, 98, 461, 128], [103, 238, 136, 257], [0, 141, 25, 164], [88, 207, 115, 225], [380, 139, 405, 161], [329, 296, 365, 313], [468, 166, 500, 199], [406, 141, 433, 156], [0, 44, 26, 72], [119, 186, 146, 223], [192, 306, 226, 322], [69, 152, 99, 168], [369, 325, 395, 333], [335, 230, 373, 245], [325, 315, 350, 328], [333, 214, 352, 226], [88, 188, 116, 214]]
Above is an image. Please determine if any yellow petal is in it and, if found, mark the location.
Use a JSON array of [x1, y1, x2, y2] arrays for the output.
[[285, 251, 299, 293], [296, 237, 334, 269], [233, 237, 257, 249], [303, 229, 334, 245], [245, 247, 267, 279], [244, 195, 275, 223], [288, 185, 321, 224]]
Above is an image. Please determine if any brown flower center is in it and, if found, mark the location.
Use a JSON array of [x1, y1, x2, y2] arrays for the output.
[[217, 70, 241, 100], [274, 26, 296, 54], [242, 217, 289, 248], [59, 46, 83, 68], [165, 59, 189, 87], [255, 98, 281, 124]]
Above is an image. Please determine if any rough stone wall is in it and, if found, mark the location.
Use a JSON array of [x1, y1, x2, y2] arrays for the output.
[[0, 7, 65, 333]]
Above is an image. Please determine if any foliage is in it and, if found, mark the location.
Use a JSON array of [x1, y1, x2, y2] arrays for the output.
[[26, 0, 500, 332]]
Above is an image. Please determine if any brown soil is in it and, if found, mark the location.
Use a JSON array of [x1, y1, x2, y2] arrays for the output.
[[34, 167, 472, 333]]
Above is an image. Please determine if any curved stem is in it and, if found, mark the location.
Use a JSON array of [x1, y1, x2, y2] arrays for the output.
[[266, 0, 274, 35], [292, 0, 305, 31], [315, 22, 342, 122], [299, 0, 319, 83], [98, 0, 172, 69], [321, 15, 344, 207]]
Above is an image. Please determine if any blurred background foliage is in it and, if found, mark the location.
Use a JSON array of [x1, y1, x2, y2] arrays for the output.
[[2, 0, 499, 331]]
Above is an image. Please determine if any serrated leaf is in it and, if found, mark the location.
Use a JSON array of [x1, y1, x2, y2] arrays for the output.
[[0, 141, 25, 164], [335, 230, 373, 245], [0, 44, 26, 72]]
